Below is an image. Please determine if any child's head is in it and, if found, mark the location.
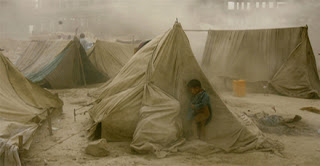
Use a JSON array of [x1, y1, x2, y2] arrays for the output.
[[80, 33, 85, 38], [187, 79, 202, 95]]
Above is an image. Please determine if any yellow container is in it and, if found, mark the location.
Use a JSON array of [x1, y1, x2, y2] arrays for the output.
[[233, 80, 246, 97]]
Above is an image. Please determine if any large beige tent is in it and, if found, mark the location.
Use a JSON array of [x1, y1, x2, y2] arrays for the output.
[[87, 40, 134, 78], [88, 23, 278, 156], [15, 38, 107, 89], [0, 53, 63, 166], [202, 26, 320, 99]]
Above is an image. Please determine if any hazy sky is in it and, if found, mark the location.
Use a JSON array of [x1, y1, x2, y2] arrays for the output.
[[1, 0, 319, 61]]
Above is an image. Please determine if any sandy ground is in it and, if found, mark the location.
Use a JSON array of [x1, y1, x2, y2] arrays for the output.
[[22, 87, 320, 166]]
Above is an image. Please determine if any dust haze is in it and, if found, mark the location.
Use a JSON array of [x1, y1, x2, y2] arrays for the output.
[[0, 0, 319, 61], [1, 1, 320, 165]]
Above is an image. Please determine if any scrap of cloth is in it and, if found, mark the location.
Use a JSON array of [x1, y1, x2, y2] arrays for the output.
[[188, 90, 212, 125]]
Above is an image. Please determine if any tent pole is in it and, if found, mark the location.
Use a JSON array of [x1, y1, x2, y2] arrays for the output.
[[78, 47, 87, 87], [74, 109, 77, 122], [47, 109, 53, 135], [184, 29, 209, 32]]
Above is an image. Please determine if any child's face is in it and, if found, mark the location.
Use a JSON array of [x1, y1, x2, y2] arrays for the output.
[[190, 87, 201, 95]]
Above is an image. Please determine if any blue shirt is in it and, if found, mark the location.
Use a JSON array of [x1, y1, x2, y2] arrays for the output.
[[187, 90, 212, 125], [80, 38, 93, 51]]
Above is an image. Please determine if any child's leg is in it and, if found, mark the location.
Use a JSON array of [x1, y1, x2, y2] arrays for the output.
[[191, 120, 199, 139], [199, 121, 206, 140]]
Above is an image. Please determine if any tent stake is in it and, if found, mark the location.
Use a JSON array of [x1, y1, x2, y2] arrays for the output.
[[47, 109, 53, 136], [74, 109, 76, 122]]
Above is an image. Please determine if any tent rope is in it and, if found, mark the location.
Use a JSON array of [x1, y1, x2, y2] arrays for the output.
[[29, 129, 85, 158]]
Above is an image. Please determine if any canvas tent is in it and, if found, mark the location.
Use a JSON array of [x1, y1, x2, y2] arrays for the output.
[[88, 23, 278, 156], [15, 38, 107, 89], [0, 52, 63, 166], [317, 56, 320, 77], [0, 39, 30, 64], [202, 26, 320, 99], [87, 40, 134, 78]]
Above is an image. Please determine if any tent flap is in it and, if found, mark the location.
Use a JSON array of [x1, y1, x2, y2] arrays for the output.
[[270, 32, 320, 98], [130, 84, 184, 154]]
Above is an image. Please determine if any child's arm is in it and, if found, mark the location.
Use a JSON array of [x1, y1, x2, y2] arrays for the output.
[[192, 94, 210, 111]]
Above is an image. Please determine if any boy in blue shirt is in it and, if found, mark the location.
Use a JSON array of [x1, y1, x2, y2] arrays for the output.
[[187, 79, 212, 140]]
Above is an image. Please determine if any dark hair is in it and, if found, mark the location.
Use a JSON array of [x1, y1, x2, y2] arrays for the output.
[[80, 33, 85, 38], [187, 79, 201, 88]]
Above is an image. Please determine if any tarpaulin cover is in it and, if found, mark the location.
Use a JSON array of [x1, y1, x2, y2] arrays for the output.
[[88, 40, 134, 78], [202, 27, 320, 98], [15, 38, 107, 89], [0, 53, 63, 166], [89, 23, 278, 156]]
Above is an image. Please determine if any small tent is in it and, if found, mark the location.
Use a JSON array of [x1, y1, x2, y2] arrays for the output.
[[0, 52, 63, 166], [87, 40, 134, 78], [88, 23, 277, 155], [202, 26, 320, 99], [15, 38, 107, 89]]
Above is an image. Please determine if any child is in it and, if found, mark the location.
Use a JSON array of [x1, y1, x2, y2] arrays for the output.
[[187, 79, 212, 140], [79, 33, 93, 51]]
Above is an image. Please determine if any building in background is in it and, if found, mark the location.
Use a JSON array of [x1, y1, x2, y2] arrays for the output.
[[219, 0, 320, 29], [221, 0, 290, 28], [220, 0, 320, 56]]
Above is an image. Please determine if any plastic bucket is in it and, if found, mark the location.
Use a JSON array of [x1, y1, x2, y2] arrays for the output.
[[233, 80, 246, 97]]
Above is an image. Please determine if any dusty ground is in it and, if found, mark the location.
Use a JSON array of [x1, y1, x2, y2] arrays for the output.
[[23, 88, 320, 166]]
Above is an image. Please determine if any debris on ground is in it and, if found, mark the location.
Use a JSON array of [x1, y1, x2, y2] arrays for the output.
[[248, 112, 315, 136], [85, 139, 109, 157], [52, 127, 59, 131], [252, 112, 301, 126], [300, 107, 320, 114]]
